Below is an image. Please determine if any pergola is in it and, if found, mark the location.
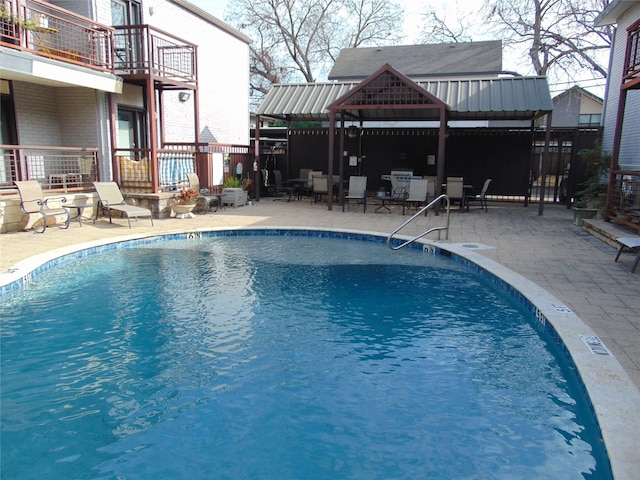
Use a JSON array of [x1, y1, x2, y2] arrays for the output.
[[255, 64, 554, 213]]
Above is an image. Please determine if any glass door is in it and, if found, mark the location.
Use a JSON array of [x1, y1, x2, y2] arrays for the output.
[[111, 0, 142, 70]]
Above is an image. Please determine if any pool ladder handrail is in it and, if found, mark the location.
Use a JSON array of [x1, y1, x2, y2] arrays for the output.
[[387, 195, 450, 250]]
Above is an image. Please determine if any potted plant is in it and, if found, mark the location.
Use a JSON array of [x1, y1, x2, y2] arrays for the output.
[[572, 143, 611, 226], [171, 188, 199, 218], [221, 176, 248, 207]]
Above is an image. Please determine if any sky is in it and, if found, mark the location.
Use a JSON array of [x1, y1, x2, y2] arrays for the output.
[[187, 0, 607, 97]]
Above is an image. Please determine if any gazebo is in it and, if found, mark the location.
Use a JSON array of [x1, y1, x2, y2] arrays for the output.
[[255, 64, 554, 213]]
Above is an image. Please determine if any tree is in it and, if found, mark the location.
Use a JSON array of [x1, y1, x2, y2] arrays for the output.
[[225, 0, 404, 108], [418, 0, 613, 84], [483, 0, 613, 78]]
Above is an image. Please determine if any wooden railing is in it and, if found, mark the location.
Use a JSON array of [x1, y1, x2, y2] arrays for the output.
[[0, 0, 114, 73], [607, 170, 640, 232]]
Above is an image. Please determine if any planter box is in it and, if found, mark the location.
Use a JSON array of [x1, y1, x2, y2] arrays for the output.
[[221, 188, 247, 208], [572, 207, 598, 226]]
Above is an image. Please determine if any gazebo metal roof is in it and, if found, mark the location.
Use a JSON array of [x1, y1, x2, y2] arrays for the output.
[[256, 71, 553, 122]]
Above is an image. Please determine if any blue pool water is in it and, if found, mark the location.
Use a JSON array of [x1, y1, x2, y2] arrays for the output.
[[0, 233, 611, 479]]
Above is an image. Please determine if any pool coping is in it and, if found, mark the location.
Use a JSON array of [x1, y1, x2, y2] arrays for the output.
[[1, 226, 639, 479]]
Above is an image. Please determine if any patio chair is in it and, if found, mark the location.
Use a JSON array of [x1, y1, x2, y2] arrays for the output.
[[343, 176, 367, 212], [405, 179, 429, 215], [272, 170, 294, 201], [312, 175, 329, 203], [466, 178, 492, 211], [14, 180, 70, 233], [446, 176, 465, 209], [93, 182, 154, 228], [390, 175, 408, 203], [614, 237, 640, 273], [187, 172, 220, 213]]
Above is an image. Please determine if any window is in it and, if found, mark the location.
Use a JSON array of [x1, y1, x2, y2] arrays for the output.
[[578, 114, 601, 127], [117, 108, 147, 155]]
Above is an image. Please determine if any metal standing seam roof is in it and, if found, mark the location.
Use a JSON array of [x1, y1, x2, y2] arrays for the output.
[[256, 76, 553, 122]]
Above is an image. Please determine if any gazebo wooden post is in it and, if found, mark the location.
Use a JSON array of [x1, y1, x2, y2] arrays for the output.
[[327, 110, 335, 210], [538, 112, 553, 215], [254, 117, 260, 201], [338, 117, 345, 206], [436, 107, 447, 198]]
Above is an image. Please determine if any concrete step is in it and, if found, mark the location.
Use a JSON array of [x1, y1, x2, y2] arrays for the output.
[[583, 218, 639, 248]]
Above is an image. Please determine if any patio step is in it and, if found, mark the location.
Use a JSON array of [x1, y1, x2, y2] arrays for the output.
[[582, 218, 638, 248]]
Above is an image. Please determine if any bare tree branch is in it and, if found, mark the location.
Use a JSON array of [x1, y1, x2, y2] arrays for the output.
[[227, 0, 404, 107]]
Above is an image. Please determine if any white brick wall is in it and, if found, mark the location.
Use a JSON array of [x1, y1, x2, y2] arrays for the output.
[[13, 83, 101, 148], [144, 0, 251, 145], [601, 5, 640, 170]]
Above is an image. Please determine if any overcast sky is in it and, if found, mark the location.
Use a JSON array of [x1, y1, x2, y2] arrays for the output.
[[186, 0, 607, 96]]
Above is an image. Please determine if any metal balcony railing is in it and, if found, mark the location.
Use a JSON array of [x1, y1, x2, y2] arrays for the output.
[[607, 170, 640, 232], [0, 0, 114, 73], [0, 145, 98, 192], [114, 25, 197, 87]]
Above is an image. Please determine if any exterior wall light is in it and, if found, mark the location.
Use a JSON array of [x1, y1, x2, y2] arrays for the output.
[[179, 92, 191, 102]]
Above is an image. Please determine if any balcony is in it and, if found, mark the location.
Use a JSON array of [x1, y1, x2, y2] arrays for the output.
[[0, 0, 114, 73], [622, 19, 640, 89], [0, 145, 98, 192], [114, 25, 197, 88]]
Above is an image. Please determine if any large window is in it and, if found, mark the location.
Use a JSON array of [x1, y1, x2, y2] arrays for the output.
[[578, 114, 602, 127]]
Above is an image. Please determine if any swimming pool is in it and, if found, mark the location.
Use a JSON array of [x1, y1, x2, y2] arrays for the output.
[[0, 230, 623, 478]]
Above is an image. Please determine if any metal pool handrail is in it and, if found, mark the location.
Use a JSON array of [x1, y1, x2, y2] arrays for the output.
[[387, 194, 450, 250]]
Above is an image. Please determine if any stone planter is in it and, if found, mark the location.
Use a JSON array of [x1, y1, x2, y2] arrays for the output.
[[572, 207, 598, 227], [172, 203, 196, 219], [221, 188, 248, 208]]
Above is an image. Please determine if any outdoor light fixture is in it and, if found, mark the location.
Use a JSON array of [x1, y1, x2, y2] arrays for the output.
[[347, 125, 360, 138], [178, 92, 191, 102]]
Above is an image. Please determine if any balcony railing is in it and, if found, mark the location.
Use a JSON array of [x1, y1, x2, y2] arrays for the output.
[[607, 170, 640, 232], [0, 0, 114, 73], [0, 145, 98, 192], [114, 25, 197, 87], [622, 19, 640, 89], [115, 144, 253, 194]]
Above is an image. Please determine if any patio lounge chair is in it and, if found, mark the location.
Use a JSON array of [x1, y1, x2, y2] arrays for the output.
[[93, 182, 154, 228], [614, 237, 640, 273], [343, 176, 367, 212], [14, 180, 70, 233]]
